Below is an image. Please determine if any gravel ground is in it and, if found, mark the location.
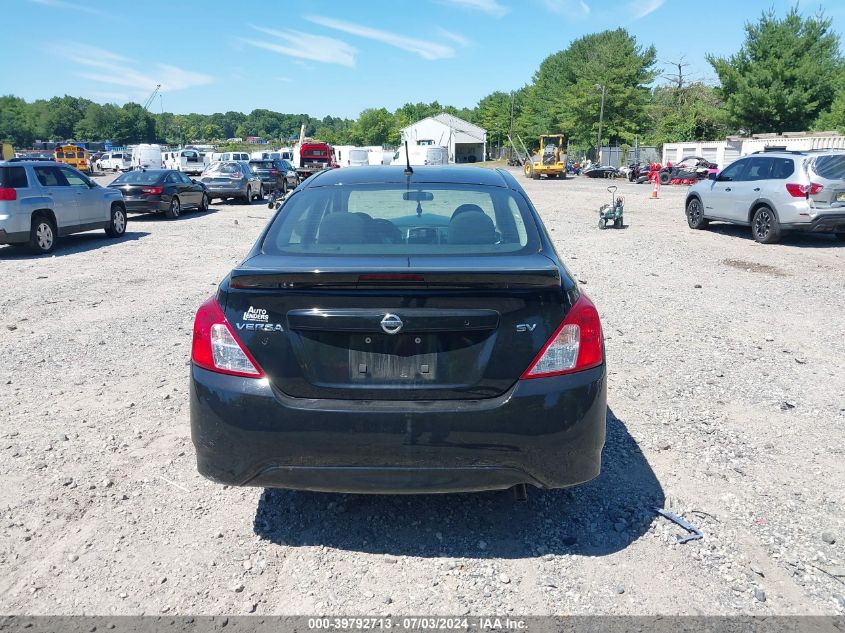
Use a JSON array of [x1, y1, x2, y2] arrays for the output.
[[1, 168, 843, 616]]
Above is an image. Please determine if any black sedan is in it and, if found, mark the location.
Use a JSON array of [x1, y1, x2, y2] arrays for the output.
[[109, 169, 209, 218], [189, 166, 606, 495]]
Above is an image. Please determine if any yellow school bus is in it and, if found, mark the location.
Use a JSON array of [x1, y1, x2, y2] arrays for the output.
[[54, 144, 91, 173]]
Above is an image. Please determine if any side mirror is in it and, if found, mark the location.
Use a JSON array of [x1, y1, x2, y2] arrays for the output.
[[708, 172, 718, 181], [191, 179, 197, 184]]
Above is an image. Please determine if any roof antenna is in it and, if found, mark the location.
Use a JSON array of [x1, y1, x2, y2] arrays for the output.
[[404, 140, 413, 175]]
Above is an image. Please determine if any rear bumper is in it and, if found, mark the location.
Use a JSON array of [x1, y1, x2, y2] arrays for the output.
[[784, 212, 845, 233], [123, 198, 167, 213], [189, 364, 607, 493], [205, 185, 246, 197], [0, 228, 30, 245]]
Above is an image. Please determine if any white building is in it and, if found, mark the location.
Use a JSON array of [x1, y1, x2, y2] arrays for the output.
[[400, 113, 487, 164], [662, 132, 845, 168]]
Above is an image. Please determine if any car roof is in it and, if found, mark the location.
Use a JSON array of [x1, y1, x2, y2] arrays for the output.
[[0, 159, 63, 166], [304, 166, 510, 189]]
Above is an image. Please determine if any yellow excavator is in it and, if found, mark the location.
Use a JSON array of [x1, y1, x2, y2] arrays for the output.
[[519, 134, 567, 180]]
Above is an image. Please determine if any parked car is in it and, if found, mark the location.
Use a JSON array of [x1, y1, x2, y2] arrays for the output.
[[248, 159, 298, 195], [189, 166, 607, 495], [200, 160, 263, 203], [97, 151, 131, 172], [685, 150, 845, 243], [108, 169, 209, 219], [0, 160, 127, 254]]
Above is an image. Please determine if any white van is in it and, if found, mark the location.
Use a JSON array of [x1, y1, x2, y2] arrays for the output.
[[250, 150, 281, 161], [208, 151, 250, 165], [391, 145, 449, 167], [347, 148, 370, 167], [164, 149, 204, 174], [132, 144, 163, 170], [277, 147, 294, 161], [97, 151, 130, 172]]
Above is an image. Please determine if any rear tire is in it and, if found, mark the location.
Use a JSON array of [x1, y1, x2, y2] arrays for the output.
[[256, 185, 264, 201], [659, 171, 671, 185], [199, 193, 209, 212], [165, 197, 181, 219], [28, 214, 57, 254], [243, 186, 252, 204], [752, 205, 781, 244], [105, 204, 127, 238], [686, 198, 709, 230]]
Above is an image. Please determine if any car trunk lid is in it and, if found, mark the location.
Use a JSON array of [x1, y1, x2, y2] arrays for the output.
[[222, 254, 571, 400]]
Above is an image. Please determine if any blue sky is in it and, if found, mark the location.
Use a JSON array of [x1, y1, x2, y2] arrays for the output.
[[4, 0, 842, 118]]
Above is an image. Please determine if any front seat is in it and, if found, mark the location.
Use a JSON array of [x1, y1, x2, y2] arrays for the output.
[[451, 203, 485, 219], [448, 210, 496, 245], [317, 212, 367, 244]]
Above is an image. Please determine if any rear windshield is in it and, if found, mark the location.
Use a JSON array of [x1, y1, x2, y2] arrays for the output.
[[261, 183, 538, 256], [112, 171, 163, 184], [0, 166, 28, 188], [809, 154, 845, 180], [205, 162, 242, 175], [250, 160, 275, 169]]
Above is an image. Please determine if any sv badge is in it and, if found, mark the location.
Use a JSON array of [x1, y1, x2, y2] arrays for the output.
[[515, 323, 537, 332]]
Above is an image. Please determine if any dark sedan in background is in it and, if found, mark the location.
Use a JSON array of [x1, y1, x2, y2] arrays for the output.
[[249, 159, 298, 195], [109, 169, 209, 219], [190, 166, 607, 497]]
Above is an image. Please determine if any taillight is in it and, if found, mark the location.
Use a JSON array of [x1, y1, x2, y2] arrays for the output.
[[786, 183, 823, 198], [0, 188, 17, 201], [191, 297, 264, 378], [232, 171, 242, 178], [521, 294, 603, 379], [141, 186, 163, 195]]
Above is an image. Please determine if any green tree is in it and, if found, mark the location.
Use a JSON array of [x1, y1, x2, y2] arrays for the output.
[[647, 83, 731, 146], [349, 108, 394, 146], [0, 95, 35, 146], [525, 29, 657, 149], [708, 6, 842, 134]]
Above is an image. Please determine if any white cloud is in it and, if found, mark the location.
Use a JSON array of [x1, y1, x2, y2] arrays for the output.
[[435, 0, 509, 17], [241, 26, 357, 67], [29, 0, 103, 15], [631, 0, 664, 20], [61, 45, 214, 98], [436, 27, 471, 47], [306, 15, 455, 60], [542, 0, 590, 15]]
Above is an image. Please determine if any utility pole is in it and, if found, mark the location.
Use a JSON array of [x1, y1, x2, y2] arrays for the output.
[[595, 84, 606, 164], [508, 91, 515, 162]]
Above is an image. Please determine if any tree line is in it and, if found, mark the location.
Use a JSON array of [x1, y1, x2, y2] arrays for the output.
[[2, 7, 843, 155]]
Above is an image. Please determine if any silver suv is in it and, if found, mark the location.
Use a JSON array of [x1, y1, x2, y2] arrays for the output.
[[0, 160, 127, 254], [685, 150, 845, 244]]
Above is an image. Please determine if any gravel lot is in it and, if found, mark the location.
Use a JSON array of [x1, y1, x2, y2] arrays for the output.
[[1, 168, 843, 616]]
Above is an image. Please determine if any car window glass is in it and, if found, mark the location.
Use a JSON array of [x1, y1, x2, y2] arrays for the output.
[[59, 167, 89, 187], [1, 166, 28, 188], [744, 157, 773, 181], [809, 154, 845, 180], [262, 184, 538, 256], [166, 172, 180, 183], [179, 172, 192, 184], [717, 160, 747, 182], [34, 166, 67, 187], [770, 158, 795, 180]]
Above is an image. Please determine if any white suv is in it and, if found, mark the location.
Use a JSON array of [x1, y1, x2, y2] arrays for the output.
[[684, 150, 845, 243]]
